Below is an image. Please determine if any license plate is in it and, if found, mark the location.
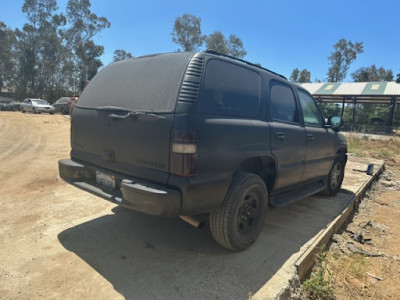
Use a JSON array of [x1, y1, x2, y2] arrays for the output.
[[96, 171, 116, 189]]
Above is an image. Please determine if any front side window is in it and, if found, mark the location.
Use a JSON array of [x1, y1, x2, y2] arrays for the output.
[[270, 80, 299, 123], [199, 59, 260, 117], [297, 89, 323, 126]]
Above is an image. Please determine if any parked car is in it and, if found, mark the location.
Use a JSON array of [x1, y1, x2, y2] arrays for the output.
[[21, 98, 55, 114], [53, 97, 72, 114], [69, 95, 79, 116], [1, 101, 22, 111], [59, 51, 347, 251]]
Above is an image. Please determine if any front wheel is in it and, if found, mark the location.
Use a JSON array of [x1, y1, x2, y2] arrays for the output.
[[210, 173, 268, 251], [322, 155, 345, 196]]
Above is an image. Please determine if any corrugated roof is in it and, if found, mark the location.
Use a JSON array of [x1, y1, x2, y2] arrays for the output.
[[362, 82, 388, 95], [315, 83, 342, 94], [385, 82, 400, 95], [300, 82, 400, 96], [300, 82, 324, 94], [335, 82, 366, 95]]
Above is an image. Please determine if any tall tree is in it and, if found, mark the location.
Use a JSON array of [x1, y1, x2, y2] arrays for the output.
[[65, 0, 110, 83], [290, 68, 299, 82], [171, 14, 204, 52], [396, 72, 400, 83], [227, 34, 247, 58], [206, 31, 247, 58], [64, 0, 110, 51], [113, 49, 133, 62], [76, 40, 104, 82], [9, 0, 110, 100], [290, 68, 311, 83], [206, 31, 228, 54], [327, 39, 364, 82], [13, 0, 62, 98], [351, 65, 393, 82], [0, 22, 15, 93]]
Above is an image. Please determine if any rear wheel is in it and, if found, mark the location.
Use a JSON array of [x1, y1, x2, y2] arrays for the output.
[[210, 173, 268, 251], [322, 155, 345, 196]]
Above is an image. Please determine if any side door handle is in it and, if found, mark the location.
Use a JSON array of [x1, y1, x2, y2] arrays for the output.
[[307, 133, 314, 142], [276, 132, 285, 141]]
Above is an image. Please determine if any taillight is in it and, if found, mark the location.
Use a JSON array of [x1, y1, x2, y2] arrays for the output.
[[170, 130, 198, 176]]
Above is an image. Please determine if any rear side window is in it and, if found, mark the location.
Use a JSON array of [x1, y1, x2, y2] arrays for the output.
[[199, 59, 260, 117], [270, 81, 299, 123]]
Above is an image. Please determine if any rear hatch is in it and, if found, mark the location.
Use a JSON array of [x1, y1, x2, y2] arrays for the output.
[[70, 52, 194, 184]]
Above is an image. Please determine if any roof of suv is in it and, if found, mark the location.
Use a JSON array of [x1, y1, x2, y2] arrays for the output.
[[204, 50, 287, 80]]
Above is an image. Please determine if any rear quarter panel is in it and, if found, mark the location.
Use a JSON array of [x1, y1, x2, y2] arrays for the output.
[[170, 113, 272, 214]]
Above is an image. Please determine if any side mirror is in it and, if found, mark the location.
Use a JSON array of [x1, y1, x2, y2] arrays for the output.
[[330, 116, 344, 132]]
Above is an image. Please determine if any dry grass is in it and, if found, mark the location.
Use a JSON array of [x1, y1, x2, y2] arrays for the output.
[[301, 134, 400, 300]]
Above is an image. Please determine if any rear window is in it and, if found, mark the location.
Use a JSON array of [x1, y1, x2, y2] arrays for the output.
[[199, 59, 260, 117], [77, 53, 194, 112], [56, 98, 70, 104]]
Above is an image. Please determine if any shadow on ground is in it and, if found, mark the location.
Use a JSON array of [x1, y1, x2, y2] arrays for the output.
[[58, 191, 353, 299]]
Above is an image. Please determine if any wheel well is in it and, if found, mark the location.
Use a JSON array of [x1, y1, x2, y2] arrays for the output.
[[337, 148, 347, 164], [235, 157, 276, 194]]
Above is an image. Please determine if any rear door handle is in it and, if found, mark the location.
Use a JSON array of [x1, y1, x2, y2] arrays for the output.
[[307, 134, 314, 142], [276, 132, 285, 141]]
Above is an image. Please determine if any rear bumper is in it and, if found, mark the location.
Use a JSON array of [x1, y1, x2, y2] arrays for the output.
[[58, 159, 181, 216]]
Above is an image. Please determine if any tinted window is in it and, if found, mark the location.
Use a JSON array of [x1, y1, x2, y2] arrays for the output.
[[77, 53, 193, 112], [270, 81, 299, 123], [297, 89, 323, 126], [200, 59, 260, 117]]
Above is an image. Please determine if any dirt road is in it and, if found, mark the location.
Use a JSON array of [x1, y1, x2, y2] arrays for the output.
[[1, 112, 397, 300], [0, 112, 122, 299]]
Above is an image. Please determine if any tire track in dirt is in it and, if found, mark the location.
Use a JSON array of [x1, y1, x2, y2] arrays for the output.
[[0, 112, 120, 300]]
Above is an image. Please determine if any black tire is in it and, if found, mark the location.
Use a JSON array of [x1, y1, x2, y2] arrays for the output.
[[33, 108, 38, 114], [210, 173, 268, 251], [321, 155, 345, 196], [21, 108, 25, 113]]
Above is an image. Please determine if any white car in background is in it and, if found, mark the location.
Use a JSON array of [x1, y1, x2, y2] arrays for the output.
[[21, 98, 55, 114]]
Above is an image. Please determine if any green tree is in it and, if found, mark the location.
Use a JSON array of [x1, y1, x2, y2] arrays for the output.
[[290, 68, 311, 83], [9, 0, 110, 100], [396, 72, 400, 83], [351, 65, 393, 82], [171, 14, 204, 52], [65, 0, 110, 83], [206, 31, 228, 54], [65, 0, 110, 50], [113, 49, 133, 62], [0, 22, 15, 94], [13, 0, 62, 98], [290, 68, 299, 82], [327, 39, 364, 82], [320, 103, 341, 118], [76, 40, 104, 82], [227, 34, 247, 58], [206, 31, 246, 58]]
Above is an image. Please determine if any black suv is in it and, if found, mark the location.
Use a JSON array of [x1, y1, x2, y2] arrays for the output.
[[59, 51, 347, 251]]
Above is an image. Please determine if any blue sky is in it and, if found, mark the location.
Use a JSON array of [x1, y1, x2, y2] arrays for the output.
[[1, 0, 399, 81]]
